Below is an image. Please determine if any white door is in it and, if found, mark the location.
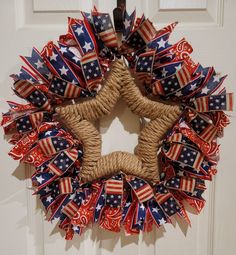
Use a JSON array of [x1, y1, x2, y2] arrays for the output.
[[0, 0, 236, 254]]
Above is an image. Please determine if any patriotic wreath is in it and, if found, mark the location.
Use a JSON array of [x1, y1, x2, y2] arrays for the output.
[[1, 7, 233, 240]]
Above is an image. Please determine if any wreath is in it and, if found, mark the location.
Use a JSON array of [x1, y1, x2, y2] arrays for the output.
[[1, 7, 233, 240]]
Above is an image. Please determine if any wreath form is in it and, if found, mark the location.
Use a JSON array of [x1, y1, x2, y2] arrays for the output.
[[1, 8, 233, 240]]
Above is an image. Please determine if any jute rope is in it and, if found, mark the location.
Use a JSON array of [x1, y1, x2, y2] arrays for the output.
[[120, 67, 181, 120], [136, 112, 181, 181], [56, 59, 125, 121], [56, 58, 181, 183]]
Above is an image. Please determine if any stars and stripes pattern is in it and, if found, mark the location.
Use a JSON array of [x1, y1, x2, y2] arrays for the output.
[[49, 77, 92, 98], [153, 60, 183, 79], [42, 42, 82, 84], [155, 184, 181, 217], [123, 10, 136, 40], [164, 176, 196, 193], [105, 175, 123, 208], [92, 13, 118, 49], [48, 148, 78, 176], [70, 19, 97, 55], [126, 19, 156, 49], [193, 93, 233, 112], [16, 112, 50, 133], [58, 177, 73, 194], [148, 199, 167, 226], [164, 143, 204, 170], [128, 177, 154, 203], [12, 66, 38, 83], [20, 47, 52, 83], [153, 65, 192, 96], [38, 137, 72, 156], [13, 80, 51, 111], [81, 51, 103, 89], [187, 113, 218, 142]]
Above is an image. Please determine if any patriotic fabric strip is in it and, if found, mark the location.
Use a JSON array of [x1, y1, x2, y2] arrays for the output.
[[153, 64, 192, 96], [163, 143, 204, 170], [123, 10, 136, 40], [128, 177, 154, 203], [148, 199, 167, 226], [49, 77, 92, 98], [105, 174, 123, 208], [193, 93, 233, 112], [14, 80, 51, 111], [92, 12, 118, 50], [20, 47, 52, 83], [81, 51, 103, 89], [48, 148, 78, 176]]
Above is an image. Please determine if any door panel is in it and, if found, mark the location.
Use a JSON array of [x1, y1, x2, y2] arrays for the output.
[[0, 0, 235, 254]]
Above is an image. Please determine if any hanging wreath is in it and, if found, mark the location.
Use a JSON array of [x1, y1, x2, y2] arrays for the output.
[[1, 7, 233, 240]]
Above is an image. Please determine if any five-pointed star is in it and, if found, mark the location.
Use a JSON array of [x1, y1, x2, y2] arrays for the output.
[[175, 90, 183, 97], [124, 19, 131, 29], [157, 38, 166, 49], [213, 75, 221, 83], [46, 196, 53, 203], [50, 52, 58, 61], [60, 47, 67, 54], [72, 226, 80, 231], [72, 55, 80, 63], [83, 41, 92, 52], [152, 207, 159, 213], [161, 68, 168, 77], [59, 65, 69, 76], [46, 72, 53, 80], [96, 204, 102, 211], [44, 186, 51, 193], [175, 64, 182, 71], [75, 26, 84, 36], [35, 59, 44, 69], [201, 87, 210, 95], [36, 175, 44, 184], [190, 83, 197, 91], [159, 218, 166, 225]]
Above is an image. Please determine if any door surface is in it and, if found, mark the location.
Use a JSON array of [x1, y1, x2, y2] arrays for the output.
[[0, 1, 236, 254]]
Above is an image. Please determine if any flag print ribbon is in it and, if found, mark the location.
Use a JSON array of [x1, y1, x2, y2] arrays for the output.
[[49, 76, 93, 98], [193, 93, 233, 112], [14, 80, 51, 111], [163, 143, 204, 170], [127, 177, 154, 203]]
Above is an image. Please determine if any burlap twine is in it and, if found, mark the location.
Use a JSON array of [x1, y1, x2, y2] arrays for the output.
[[56, 59, 181, 184]]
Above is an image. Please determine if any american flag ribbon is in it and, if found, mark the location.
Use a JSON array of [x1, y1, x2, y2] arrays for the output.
[[42, 42, 82, 84], [59, 177, 73, 194], [20, 47, 52, 83], [186, 111, 218, 142], [163, 143, 204, 170], [155, 184, 181, 217], [70, 18, 97, 55], [15, 112, 50, 133], [148, 199, 167, 226], [164, 176, 196, 193], [92, 12, 118, 50], [14, 80, 51, 111], [62, 200, 80, 218], [49, 77, 92, 98], [126, 19, 156, 50], [193, 93, 233, 112], [38, 136, 72, 156], [48, 148, 78, 176], [105, 175, 123, 208], [153, 64, 192, 96], [123, 10, 136, 40], [127, 177, 154, 203], [147, 31, 172, 53], [133, 203, 146, 230], [11, 66, 38, 83], [153, 60, 183, 79], [135, 49, 155, 83], [81, 51, 103, 89], [94, 186, 105, 222]]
